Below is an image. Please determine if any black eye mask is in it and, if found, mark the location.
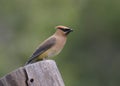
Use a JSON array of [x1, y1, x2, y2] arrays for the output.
[[59, 28, 70, 32]]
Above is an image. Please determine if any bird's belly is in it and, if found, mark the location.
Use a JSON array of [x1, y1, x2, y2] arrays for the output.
[[47, 50, 57, 57]]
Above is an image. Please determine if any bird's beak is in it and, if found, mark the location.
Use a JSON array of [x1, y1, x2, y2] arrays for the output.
[[69, 29, 73, 32], [65, 28, 73, 35], [68, 28, 73, 33]]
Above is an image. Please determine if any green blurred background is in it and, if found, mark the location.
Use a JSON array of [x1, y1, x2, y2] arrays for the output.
[[0, 0, 120, 86]]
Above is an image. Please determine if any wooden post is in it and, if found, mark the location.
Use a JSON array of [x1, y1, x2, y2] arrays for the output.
[[0, 60, 65, 86]]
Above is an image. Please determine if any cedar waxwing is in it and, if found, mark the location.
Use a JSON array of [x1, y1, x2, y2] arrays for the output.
[[25, 25, 73, 65]]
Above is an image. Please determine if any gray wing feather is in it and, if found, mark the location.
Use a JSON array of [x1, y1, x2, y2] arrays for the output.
[[25, 37, 56, 65]]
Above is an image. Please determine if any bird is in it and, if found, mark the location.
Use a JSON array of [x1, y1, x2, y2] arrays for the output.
[[25, 25, 73, 65]]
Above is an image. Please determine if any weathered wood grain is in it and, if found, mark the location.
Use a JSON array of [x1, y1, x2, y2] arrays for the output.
[[0, 60, 65, 86]]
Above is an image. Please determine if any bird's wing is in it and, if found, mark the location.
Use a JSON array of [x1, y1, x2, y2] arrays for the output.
[[25, 37, 56, 65]]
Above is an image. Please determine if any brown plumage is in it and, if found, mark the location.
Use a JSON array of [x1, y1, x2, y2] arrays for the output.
[[25, 25, 73, 65]]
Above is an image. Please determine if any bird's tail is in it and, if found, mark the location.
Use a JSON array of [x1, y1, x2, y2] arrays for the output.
[[25, 57, 43, 65], [25, 57, 36, 65], [25, 59, 32, 65]]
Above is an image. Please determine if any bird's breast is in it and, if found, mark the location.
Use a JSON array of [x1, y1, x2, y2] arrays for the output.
[[47, 36, 66, 57], [48, 36, 66, 57]]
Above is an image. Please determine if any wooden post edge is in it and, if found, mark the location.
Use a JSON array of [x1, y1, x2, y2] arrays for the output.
[[0, 60, 65, 86]]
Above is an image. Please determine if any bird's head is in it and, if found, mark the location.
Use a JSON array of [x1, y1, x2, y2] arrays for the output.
[[55, 25, 73, 35]]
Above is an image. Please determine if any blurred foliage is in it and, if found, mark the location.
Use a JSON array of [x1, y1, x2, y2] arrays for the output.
[[0, 0, 120, 86]]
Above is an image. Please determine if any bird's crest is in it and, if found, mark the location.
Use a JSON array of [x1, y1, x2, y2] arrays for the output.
[[56, 25, 68, 29]]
